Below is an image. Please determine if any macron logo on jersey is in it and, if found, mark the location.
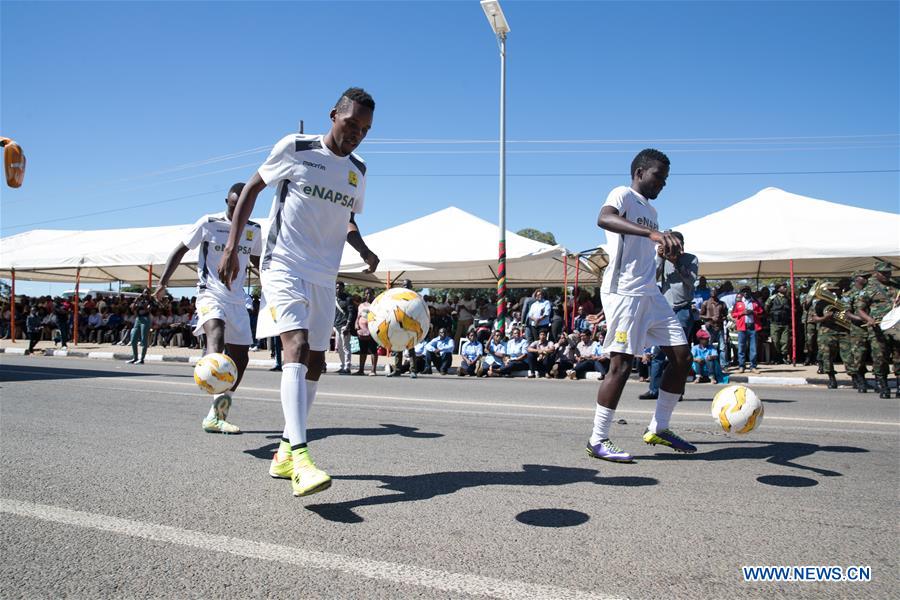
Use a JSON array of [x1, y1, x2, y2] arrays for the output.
[[636, 216, 658, 231], [302, 160, 326, 171], [302, 184, 356, 209]]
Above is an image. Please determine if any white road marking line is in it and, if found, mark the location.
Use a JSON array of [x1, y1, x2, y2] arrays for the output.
[[3, 366, 899, 428], [1, 498, 620, 600]]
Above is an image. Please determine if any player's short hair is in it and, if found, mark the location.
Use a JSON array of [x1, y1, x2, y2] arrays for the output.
[[335, 87, 375, 114], [228, 182, 245, 198], [630, 148, 670, 178]]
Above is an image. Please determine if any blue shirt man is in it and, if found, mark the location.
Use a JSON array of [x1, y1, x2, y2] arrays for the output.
[[424, 327, 454, 375]]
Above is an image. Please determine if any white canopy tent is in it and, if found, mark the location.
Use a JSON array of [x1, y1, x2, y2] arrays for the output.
[[338, 206, 601, 288], [0, 206, 604, 289], [0, 225, 202, 286], [672, 187, 900, 278]]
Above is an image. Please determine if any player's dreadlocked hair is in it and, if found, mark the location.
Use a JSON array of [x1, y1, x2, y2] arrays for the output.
[[334, 87, 375, 114], [630, 148, 670, 178], [228, 182, 245, 197]]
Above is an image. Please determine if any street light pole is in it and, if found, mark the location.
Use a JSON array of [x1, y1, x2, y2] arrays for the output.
[[481, 0, 510, 331]]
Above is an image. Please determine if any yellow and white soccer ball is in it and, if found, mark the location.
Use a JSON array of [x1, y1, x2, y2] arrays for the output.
[[367, 287, 431, 352], [193, 352, 238, 395], [711, 385, 764, 434]]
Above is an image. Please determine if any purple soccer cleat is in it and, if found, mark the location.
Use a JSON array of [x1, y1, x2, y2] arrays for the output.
[[585, 439, 634, 463]]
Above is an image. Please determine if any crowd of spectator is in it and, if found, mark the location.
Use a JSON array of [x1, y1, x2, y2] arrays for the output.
[[2, 274, 874, 380], [0, 290, 206, 355]]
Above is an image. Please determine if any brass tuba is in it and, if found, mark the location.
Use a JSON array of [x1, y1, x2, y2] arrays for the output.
[[811, 282, 853, 331]]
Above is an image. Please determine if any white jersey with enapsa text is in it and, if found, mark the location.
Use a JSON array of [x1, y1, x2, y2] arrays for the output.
[[182, 211, 262, 304], [258, 134, 367, 288], [600, 186, 660, 297]]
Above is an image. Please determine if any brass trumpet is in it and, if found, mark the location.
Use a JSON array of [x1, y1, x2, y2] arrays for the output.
[[811, 282, 853, 331]]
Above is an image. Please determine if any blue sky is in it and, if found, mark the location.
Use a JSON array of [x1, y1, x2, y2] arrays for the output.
[[2, 0, 898, 296]]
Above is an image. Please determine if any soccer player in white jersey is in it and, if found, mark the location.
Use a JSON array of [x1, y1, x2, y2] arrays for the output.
[[218, 88, 379, 497], [155, 183, 262, 434], [585, 149, 697, 462]]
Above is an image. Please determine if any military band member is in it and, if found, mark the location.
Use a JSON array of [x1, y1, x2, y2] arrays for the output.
[[857, 261, 900, 398], [809, 281, 846, 390]]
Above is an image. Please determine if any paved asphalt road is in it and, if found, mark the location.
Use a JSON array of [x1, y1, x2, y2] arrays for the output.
[[1, 355, 897, 599]]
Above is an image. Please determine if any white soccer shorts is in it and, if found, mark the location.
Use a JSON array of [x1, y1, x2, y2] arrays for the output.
[[256, 270, 334, 351], [193, 294, 253, 346], [600, 292, 687, 356]]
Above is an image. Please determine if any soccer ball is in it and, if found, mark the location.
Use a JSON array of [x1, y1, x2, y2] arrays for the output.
[[711, 385, 764, 434], [194, 352, 238, 395], [367, 287, 431, 352]]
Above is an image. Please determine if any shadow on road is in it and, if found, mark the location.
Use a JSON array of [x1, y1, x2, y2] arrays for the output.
[[306, 464, 658, 523], [756, 474, 819, 487], [515, 508, 590, 528], [638, 440, 867, 477], [242, 423, 444, 460], [0, 363, 152, 383]]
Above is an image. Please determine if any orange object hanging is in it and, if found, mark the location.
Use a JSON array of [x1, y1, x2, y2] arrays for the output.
[[1, 138, 25, 188]]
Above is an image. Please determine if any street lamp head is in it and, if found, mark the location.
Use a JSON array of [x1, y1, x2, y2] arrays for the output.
[[481, 0, 510, 36]]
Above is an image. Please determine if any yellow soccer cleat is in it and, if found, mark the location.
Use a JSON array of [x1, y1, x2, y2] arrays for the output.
[[291, 448, 331, 497], [269, 440, 293, 479], [201, 418, 241, 434]]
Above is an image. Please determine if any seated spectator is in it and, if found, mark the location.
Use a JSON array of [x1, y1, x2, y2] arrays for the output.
[[550, 333, 576, 379], [85, 308, 102, 343], [526, 330, 556, 378], [691, 330, 728, 383], [569, 332, 609, 380], [481, 330, 507, 377], [424, 327, 454, 375], [498, 327, 529, 377], [457, 330, 484, 377], [105, 310, 123, 344]]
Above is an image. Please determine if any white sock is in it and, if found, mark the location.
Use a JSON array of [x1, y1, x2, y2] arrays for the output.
[[648, 390, 681, 433], [305, 380, 318, 419], [280, 363, 308, 446], [589, 404, 616, 445], [283, 379, 319, 439]]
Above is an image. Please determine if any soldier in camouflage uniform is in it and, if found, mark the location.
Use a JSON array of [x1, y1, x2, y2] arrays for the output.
[[766, 283, 793, 364], [843, 273, 870, 393], [809, 281, 846, 390], [800, 281, 824, 375], [800, 281, 822, 366], [857, 261, 900, 398]]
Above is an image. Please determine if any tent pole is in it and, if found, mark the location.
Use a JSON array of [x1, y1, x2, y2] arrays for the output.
[[74, 267, 81, 345], [573, 255, 581, 330], [789, 259, 796, 365], [563, 254, 569, 333], [9, 268, 15, 343], [147, 264, 153, 289], [387, 270, 391, 290]]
